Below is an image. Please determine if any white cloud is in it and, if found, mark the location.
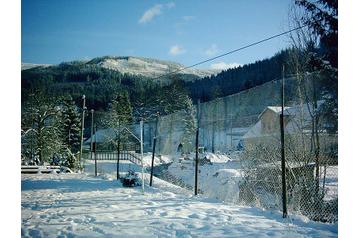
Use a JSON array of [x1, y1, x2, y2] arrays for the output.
[[169, 45, 186, 56], [139, 2, 175, 24], [139, 4, 163, 24], [182, 15, 195, 21], [205, 44, 219, 56], [166, 2, 175, 9], [210, 62, 241, 70]]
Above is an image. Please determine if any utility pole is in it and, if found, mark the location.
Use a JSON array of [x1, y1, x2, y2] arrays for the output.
[[94, 124, 97, 177], [31, 111, 34, 163], [140, 120, 145, 194], [90, 109, 94, 162], [117, 122, 121, 180], [230, 113, 233, 150], [79, 95, 86, 171], [280, 65, 288, 218], [150, 113, 159, 186], [195, 99, 200, 195]]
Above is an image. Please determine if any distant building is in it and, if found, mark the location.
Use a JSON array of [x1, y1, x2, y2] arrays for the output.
[[242, 102, 337, 163], [84, 127, 142, 152]]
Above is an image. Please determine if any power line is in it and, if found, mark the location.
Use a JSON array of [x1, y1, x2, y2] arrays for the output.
[[154, 24, 308, 80]]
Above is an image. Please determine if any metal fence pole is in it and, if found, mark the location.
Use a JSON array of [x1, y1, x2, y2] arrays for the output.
[[140, 120, 145, 194], [280, 65, 288, 218], [90, 109, 94, 162], [150, 114, 159, 186], [195, 99, 200, 195], [94, 125, 97, 177], [79, 95, 86, 171]]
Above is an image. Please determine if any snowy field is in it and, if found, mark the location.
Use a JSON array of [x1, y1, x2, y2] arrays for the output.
[[322, 166, 338, 201], [21, 172, 337, 237]]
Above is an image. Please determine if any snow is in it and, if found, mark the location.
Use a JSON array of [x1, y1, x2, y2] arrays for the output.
[[322, 166, 338, 201], [21, 63, 52, 70], [97, 56, 218, 79], [167, 158, 245, 204], [84, 160, 142, 179], [205, 152, 231, 163], [141, 153, 173, 167], [22, 173, 337, 237]]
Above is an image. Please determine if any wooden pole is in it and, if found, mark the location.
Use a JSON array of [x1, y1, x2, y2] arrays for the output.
[[280, 65, 288, 218], [140, 120, 145, 194], [195, 99, 200, 195], [117, 123, 120, 180], [94, 125, 97, 177], [90, 109, 94, 161], [150, 114, 159, 186], [79, 95, 86, 171]]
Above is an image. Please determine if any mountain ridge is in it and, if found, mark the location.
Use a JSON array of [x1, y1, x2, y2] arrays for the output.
[[22, 55, 219, 79]]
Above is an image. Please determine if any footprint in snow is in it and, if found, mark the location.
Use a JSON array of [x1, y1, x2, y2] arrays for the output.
[[72, 218, 82, 224], [85, 215, 96, 222], [188, 213, 206, 219], [28, 228, 42, 237], [92, 227, 106, 235], [160, 211, 168, 217], [146, 210, 154, 215]]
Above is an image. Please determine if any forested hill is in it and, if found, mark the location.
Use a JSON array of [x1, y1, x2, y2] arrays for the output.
[[185, 49, 294, 102], [22, 49, 294, 110], [21, 59, 203, 110]]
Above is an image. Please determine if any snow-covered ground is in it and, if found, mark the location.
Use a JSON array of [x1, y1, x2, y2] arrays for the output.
[[322, 166, 338, 201], [141, 153, 173, 167], [22, 173, 337, 237], [84, 160, 143, 177], [167, 154, 244, 203]]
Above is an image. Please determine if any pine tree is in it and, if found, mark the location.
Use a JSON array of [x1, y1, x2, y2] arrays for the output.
[[294, 0, 338, 132], [61, 96, 81, 152], [21, 91, 65, 165], [103, 91, 133, 149], [181, 95, 197, 153], [109, 91, 133, 126], [60, 96, 82, 168]]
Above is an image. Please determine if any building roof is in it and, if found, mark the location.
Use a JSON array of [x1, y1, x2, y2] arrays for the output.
[[243, 102, 324, 139], [84, 128, 117, 144], [257, 106, 291, 119]]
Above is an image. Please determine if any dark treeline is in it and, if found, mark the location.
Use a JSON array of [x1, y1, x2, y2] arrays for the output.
[[22, 49, 298, 113], [184, 49, 296, 102], [21, 60, 200, 113], [22, 61, 158, 111]]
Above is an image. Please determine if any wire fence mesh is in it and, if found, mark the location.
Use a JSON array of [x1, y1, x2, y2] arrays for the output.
[[82, 77, 338, 223]]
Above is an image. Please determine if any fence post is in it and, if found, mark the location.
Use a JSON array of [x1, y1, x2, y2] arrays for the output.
[[117, 124, 120, 180], [195, 99, 200, 195], [79, 95, 86, 171], [94, 125, 97, 177], [280, 65, 288, 218], [150, 113, 159, 186], [90, 109, 94, 161], [140, 120, 145, 194]]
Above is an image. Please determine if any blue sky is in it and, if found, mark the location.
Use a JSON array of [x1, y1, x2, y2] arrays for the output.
[[22, 0, 293, 69]]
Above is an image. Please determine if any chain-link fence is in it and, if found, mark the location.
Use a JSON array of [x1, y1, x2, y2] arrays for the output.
[[81, 122, 143, 180], [81, 77, 338, 223], [149, 77, 337, 223]]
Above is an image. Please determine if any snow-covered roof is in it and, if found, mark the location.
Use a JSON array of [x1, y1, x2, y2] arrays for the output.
[[84, 128, 117, 144], [258, 106, 291, 119], [84, 124, 143, 144], [243, 102, 325, 139]]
